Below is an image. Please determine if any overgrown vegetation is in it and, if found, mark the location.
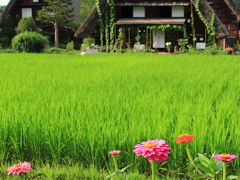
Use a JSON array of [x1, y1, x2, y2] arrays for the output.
[[0, 54, 239, 178], [12, 32, 49, 52], [16, 17, 37, 34], [0, 6, 5, 14], [0, 15, 16, 47], [79, 0, 96, 24], [80, 38, 95, 51]]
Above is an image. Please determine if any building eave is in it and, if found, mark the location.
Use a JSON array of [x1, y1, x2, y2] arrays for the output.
[[116, 18, 186, 25]]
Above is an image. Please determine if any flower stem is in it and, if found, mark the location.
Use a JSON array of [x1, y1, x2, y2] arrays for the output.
[[112, 156, 118, 176], [151, 161, 157, 180], [222, 162, 226, 180], [186, 147, 202, 174]]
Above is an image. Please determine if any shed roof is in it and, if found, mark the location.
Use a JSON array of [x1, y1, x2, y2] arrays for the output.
[[116, 2, 189, 6], [116, 18, 186, 25]]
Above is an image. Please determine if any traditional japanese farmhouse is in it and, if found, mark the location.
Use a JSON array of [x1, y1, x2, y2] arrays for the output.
[[75, 0, 240, 51], [0, 0, 81, 43]]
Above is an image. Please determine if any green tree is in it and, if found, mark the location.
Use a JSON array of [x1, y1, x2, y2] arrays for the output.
[[0, 15, 16, 47], [16, 17, 37, 34], [0, 6, 6, 14], [37, 0, 73, 47], [79, 0, 96, 24]]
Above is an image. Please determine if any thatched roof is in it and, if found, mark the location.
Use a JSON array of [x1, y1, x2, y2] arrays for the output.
[[74, 0, 108, 38], [0, 0, 16, 26], [74, 7, 98, 38]]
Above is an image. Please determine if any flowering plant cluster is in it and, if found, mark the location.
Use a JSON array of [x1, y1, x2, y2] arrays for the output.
[[235, 51, 240, 55], [225, 47, 234, 54], [7, 162, 32, 175], [5, 133, 238, 179], [107, 134, 237, 179]]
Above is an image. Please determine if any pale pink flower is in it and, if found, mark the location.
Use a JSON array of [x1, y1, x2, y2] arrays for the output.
[[7, 162, 32, 175], [109, 150, 121, 156], [133, 140, 171, 162], [213, 154, 237, 162]]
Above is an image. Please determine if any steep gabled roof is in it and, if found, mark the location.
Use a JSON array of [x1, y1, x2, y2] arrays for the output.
[[74, 7, 98, 38], [74, 0, 107, 38], [0, 0, 16, 26]]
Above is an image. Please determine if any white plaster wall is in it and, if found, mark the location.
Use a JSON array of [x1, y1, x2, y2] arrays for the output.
[[133, 7, 145, 18], [172, 6, 184, 17]]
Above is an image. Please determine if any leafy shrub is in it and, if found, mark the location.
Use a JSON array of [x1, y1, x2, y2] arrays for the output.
[[178, 39, 188, 53], [187, 45, 224, 55], [204, 46, 224, 55], [81, 38, 95, 51], [44, 47, 66, 54], [233, 44, 240, 51], [0, 15, 16, 47], [58, 43, 67, 49], [12, 32, 49, 53], [16, 17, 37, 34], [66, 41, 74, 51]]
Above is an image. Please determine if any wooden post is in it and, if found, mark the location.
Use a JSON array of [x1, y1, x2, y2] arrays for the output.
[[128, 27, 131, 49], [54, 21, 59, 48]]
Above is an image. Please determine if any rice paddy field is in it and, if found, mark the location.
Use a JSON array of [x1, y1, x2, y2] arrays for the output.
[[0, 53, 239, 178]]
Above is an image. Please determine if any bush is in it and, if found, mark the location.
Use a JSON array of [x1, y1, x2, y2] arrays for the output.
[[12, 32, 49, 53], [81, 38, 95, 51], [66, 41, 74, 51], [44, 47, 66, 54], [0, 15, 16, 47], [16, 17, 37, 34], [187, 45, 224, 55]]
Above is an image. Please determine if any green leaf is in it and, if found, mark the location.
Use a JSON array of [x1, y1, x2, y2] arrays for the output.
[[227, 175, 239, 180], [198, 153, 210, 163], [195, 164, 213, 175]]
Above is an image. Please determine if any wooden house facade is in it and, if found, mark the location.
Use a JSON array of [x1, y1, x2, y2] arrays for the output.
[[75, 0, 240, 51], [0, 0, 81, 44]]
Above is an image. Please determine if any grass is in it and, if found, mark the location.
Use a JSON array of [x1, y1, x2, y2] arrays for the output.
[[0, 53, 239, 178]]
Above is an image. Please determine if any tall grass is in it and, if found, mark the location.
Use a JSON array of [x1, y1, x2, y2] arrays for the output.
[[0, 53, 239, 174]]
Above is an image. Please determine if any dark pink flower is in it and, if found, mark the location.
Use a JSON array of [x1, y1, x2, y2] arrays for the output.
[[7, 162, 32, 175], [133, 140, 171, 162], [213, 154, 237, 162], [109, 150, 121, 156]]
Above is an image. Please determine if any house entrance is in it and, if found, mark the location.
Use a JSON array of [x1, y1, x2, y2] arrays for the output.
[[152, 30, 165, 48]]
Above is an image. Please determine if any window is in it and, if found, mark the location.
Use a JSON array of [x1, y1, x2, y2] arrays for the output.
[[33, 0, 39, 2], [172, 6, 184, 17], [133, 7, 145, 18], [122, 7, 133, 18], [159, 6, 171, 18], [22, 8, 32, 18]]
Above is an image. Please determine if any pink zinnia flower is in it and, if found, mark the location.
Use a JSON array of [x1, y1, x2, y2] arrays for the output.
[[109, 150, 121, 156], [7, 162, 32, 175], [133, 140, 171, 162], [213, 154, 237, 162]]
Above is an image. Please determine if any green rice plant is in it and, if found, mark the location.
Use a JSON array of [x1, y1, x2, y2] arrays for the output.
[[0, 53, 239, 177]]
